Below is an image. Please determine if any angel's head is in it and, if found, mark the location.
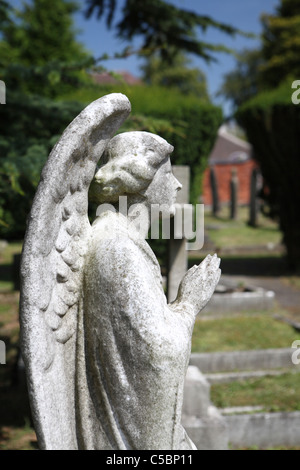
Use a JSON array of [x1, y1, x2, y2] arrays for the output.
[[89, 131, 182, 213]]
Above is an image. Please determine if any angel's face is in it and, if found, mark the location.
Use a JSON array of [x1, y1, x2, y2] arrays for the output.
[[143, 157, 182, 216]]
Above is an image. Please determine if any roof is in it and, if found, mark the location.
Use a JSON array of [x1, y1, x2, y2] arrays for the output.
[[90, 71, 142, 86], [209, 125, 252, 165]]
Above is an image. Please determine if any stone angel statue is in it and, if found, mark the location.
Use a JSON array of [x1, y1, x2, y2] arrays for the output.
[[20, 93, 221, 450]]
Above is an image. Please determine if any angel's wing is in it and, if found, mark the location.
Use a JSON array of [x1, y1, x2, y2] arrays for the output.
[[20, 93, 131, 450]]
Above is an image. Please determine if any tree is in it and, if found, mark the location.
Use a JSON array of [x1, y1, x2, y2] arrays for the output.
[[234, 0, 300, 269], [218, 49, 263, 113], [0, 0, 91, 237], [0, 0, 93, 97], [219, 0, 300, 110], [2, 0, 87, 64], [0, 0, 11, 27], [260, 0, 300, 87], [85, 0, 251, 63], [140, 51, 209, 100]]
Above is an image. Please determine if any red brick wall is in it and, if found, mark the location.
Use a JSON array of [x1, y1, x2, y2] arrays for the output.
[[202, 160, 258, 206]]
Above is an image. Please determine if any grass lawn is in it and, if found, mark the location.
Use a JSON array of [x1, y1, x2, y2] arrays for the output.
[[211, 371, 300, 413], [0, 242, 23, 292], [192, 313, 299, 353], [203, 206, 282, 250]]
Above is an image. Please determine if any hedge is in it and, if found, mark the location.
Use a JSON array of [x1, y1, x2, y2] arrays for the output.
[[236, 81, 300, 268]]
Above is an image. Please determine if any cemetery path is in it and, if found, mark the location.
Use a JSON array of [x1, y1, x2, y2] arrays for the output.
[[221, 274, 300, 318], [190, 250, 300, 315]]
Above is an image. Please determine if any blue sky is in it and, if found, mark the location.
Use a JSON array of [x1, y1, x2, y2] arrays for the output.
[[10, 0, 280, 114]]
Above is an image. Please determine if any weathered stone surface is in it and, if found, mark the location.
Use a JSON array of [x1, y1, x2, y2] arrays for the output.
[[20, 93, 221, 450], [190, 348, 300, 373], [226, 411, 300, 448]]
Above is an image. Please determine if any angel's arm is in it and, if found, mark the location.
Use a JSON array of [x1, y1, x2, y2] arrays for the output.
[[169, 254, 221, 319]]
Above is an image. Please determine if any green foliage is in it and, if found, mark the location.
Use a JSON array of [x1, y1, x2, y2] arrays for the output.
[[218, 49, 263, 112], [8, 0, 87, 65], [221, 1, 300, 268], [219, 0, 300, 110], [0, 0, 11, 27], [0, 0, 86, 60], [260, 0, 300, 87], [140, 51, 209, 100], [0, 0, 93, 98], [0, 0, 95, 238], [236, 82, 300, 268], [0, 90, 84, 238]]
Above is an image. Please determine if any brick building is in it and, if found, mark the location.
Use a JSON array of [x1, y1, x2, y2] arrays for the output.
[[202, 125, 258, 207]]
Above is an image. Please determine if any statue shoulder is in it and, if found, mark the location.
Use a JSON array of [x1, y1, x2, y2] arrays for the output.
[[87, 215, 150, 280]]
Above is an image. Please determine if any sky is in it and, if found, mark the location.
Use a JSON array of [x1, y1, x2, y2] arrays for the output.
[[10, 0, 280, 115]]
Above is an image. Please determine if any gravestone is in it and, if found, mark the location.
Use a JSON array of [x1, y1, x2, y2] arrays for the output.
[[182, 366, 228, 450], [210, 166, 220, 216], [249, 167, 261, 227], [167, 166, 190, 303], [230, 168, 238, 220], [0, 240, 8, 258]]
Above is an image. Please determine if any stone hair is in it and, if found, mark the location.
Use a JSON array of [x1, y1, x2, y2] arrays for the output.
[[89, 131, 174, 203]]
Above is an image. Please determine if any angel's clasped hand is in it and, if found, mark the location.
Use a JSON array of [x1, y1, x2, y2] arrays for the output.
[[176, 254, 221, 317]]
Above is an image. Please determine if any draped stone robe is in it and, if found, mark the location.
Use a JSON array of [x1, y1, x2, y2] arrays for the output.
[[76, 209, 196, 450]]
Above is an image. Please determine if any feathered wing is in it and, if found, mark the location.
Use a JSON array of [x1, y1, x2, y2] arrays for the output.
[[20, 93, 131, 450]]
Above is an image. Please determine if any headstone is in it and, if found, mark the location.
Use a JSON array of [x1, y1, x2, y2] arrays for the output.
[[249, 167, 261, 227], [0, 240, 8, 258], [182, 366, 228, 450], [230, 167, 238, 220], [210, 166, 220, 216], [167, 166, 190, 303]]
